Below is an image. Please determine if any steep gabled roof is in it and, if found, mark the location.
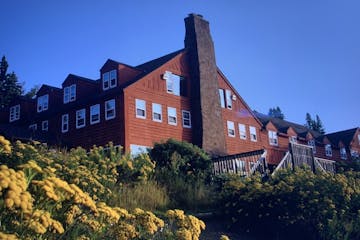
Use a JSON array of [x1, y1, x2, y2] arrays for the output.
[[325, 127, 359, 147], [120, 49, 185, 89], [62, 74, 97, 86]]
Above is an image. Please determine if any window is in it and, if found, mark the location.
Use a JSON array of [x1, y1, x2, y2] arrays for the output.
[[130, 144, 149, 157], [218, 89, 225, 108], [289, 136, 297, 143], [105, 99, 116, 120], [250, 126, 257, 142], [325, 144, 332, 157], [90, 104, 100, 124], [152, 103, 162, 122], [167, 107, 177, 125], [9, 104, 20, 122], [29, 124, 37, 131], [225, 89, 232, 109], [238, 124, 246, 140], [62, 114, 69, 133], [358, 134, 360, 145], [340, 147, 347, 160], [37, 94, 49, 112], [351, 149, 359, 158], [164, 71, 185, 96], [64, 84, 76, 103], [268, 131, 278, 146], [182, 110, 191, 128], [135, 99, 146, 119], [76, 109, 86, 129], [102, 70, 117, 90], [227, 121, 235, 137], [308, 139, 316, 153], [42, 120, 48, 131]]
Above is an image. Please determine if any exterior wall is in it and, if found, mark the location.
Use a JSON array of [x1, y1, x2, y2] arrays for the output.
[[261, 122, 288, 165], [217, 73, 264, 155], [123, 52, 192, 153], [58, 94, 125, 149]]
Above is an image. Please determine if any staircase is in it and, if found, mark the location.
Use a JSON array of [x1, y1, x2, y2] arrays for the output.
[[272, 143, 336, 175]]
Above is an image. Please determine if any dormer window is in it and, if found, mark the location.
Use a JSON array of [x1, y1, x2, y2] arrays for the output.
[[268, 131, 278, 146], [289, 136, 297, 143], [308, 139, 316, 153], [325, 144, 332, 157], [37, 94, 49, 112], [64, 84, 76, 103], [163, 71, 186, 96], [340, 147, 347, 160], [103, 70, 117, 90], [9, 104, 20, 122]]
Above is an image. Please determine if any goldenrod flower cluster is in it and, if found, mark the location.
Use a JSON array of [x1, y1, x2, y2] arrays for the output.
[[166, 209, 205, 240], [133, 208, 165, 235], [65, 205, 81, 225], [28, 209, 64, 234], [18, 160, 43, 173], [0, 135, 12, 154], [0, 165, 33, 213], [0, 231, 18, 240]]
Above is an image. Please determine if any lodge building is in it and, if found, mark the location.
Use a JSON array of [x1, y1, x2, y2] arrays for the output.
[[0, 14, 359, 169]]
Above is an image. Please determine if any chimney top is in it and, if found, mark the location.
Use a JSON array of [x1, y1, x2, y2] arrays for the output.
[[188, 13, 203, 19]]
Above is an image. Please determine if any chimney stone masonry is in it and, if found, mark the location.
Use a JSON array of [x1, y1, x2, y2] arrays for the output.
[[184, 13, 227, 156]]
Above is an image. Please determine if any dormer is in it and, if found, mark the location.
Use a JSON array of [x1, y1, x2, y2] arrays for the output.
[[100, 59, 142, 91], [266, 121, 279, 146], [36, 85, 62, 112], [62, 74, 97, 104], [287, 127, 297, 143], [7, 97, 35, 125]]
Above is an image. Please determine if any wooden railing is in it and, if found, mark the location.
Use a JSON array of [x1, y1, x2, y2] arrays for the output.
[[272, 143, 336, 175], [315, 157, 336, 173], [212, 149, 267, 177]]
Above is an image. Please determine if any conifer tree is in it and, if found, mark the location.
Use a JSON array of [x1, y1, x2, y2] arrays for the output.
[[305, 112, 325, 134], [268, 106, 285, 119], [0, 56, 23, 109]]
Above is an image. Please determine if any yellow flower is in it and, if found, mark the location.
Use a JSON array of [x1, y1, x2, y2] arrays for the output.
[[0, 231, 19, 240]]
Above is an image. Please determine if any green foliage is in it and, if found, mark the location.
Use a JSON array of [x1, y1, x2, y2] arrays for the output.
[[0, 56, 23, 109], [150, 138, 211, 181], [305, 112, 325, 134], [217, 167, 360, 239], [149, 139, 213, 211], [268, 106, 285, 119], [117, 153, 155, 184]]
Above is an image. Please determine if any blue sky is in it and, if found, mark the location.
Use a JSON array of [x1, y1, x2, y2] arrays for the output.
[[1, 0, 359, 133]]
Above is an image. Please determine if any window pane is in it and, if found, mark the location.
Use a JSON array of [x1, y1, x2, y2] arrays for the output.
[[105, 99, 116, 120], [227, 121, 235, 137], [225, 90, 232, 109], [152, 103, 162, 122], [219, 89, 225, 108], [136, 99, 146, 118], [182, 110, 191, 128], [168, 107, 177, 125]]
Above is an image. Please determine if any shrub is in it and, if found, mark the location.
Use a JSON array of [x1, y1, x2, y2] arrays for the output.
[[217, 167, 360, 239]]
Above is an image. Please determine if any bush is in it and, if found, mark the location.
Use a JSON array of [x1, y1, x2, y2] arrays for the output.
[[0, 136, 206, 239], [217, 167, 360, 239], [149, 139, 213, 211]]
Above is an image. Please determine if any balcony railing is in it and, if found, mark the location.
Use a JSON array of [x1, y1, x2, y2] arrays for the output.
[[212, 149, 267, 177]]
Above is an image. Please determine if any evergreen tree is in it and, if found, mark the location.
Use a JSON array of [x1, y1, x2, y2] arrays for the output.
[[268, 106, 285, 119], [0, 56, 23, 109], [305, 113, 325, 134], [24, 85, 40, 99]]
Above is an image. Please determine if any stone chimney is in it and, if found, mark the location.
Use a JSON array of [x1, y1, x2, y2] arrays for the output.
[[184, 13, 227, 156]]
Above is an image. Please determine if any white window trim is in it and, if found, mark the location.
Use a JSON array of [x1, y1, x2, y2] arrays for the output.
[[340, 147, 347, 160], [238, 124, 246, 140], [289, 136, 297, 143], [167, 107, 177, 126], [225, 89, 232, 110], [37, 94, 49, 112], [219, 89, 225, 108], [61, 114, 69, 133], [9, 104, 20, 122], [227, 121, 235, 137], [90, 104, 100, 125], [250, 126, 257, 142], [64, 84, 76, 103], [325, 144, 332, 157], [29, 124, 37, 131], [135, 99, 146, 119], [152, 103, 162, 122], [308, 139, 316, 154], [42, 120, 48, 131], [105, 99, 116, 120], [268, 131, 278, 146], [182, 110, 191, 128], [103, 70, 117, 90], [76, 109, 86, 129]]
